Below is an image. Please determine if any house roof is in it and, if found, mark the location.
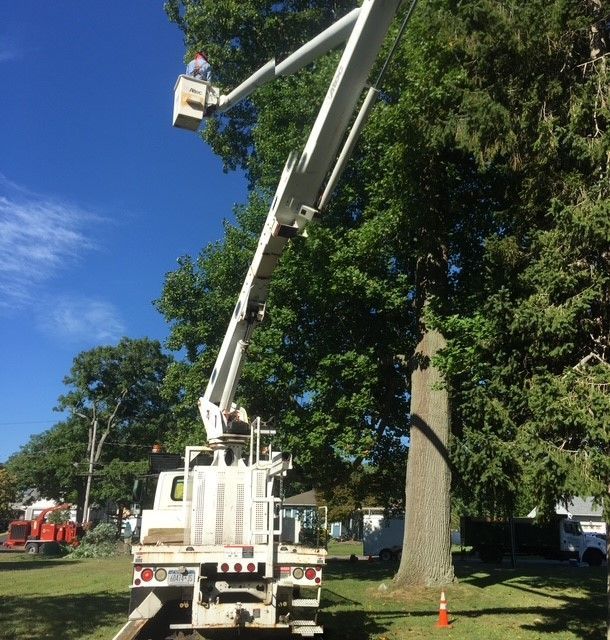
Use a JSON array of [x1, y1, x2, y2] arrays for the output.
[[527, 496, 603, 519], [565, 497, 603, 517], [283, 489, 317, 507]]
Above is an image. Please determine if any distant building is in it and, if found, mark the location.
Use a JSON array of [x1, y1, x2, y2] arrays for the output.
[[281, 489, 326, 544]]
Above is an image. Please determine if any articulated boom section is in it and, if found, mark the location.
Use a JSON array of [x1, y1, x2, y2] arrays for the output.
[[198, 0, 404, 450]]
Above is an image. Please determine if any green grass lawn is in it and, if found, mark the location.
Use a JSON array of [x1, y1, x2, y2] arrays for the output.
[[322, 556, 606, 639], [0, 552, 132, 640], [0, 552, 605, 639], [327, 539, 363, 557]]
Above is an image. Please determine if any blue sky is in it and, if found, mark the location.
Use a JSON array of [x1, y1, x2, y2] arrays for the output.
[[0, 2, 247, 462]]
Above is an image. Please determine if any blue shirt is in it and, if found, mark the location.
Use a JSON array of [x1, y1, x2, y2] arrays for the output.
[[186, 57, 212, 82]]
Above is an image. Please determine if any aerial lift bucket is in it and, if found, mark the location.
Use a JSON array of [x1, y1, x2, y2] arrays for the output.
[[173, 75, 210, 130]]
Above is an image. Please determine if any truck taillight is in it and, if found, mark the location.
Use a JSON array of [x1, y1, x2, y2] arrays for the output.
[[155, 568, 167, 581], [247, 562, 256, 573], [141, 568, 154, 582], [305, 567, 316, 581], [221, 563, 229, 573], [234, 563, 242, 572], [292, 567, 304, 579]]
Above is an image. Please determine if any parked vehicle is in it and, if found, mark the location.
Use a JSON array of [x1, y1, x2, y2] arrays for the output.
[[363, 515, 404, 561], [3, 502, 82, 554], [461, 515, 607, 566], [113, 2, 406, 638]]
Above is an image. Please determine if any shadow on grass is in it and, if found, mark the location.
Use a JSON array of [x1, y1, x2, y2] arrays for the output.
[[0, 558, 76, 571], [321, 609, 393, 640], [323, 557, 606, 640], [323, 602, 605, 640], [325, 557, 396, 582], [0, 592, 129, 639], [456, 560, 605, 639], [457, 558, 605, 590]]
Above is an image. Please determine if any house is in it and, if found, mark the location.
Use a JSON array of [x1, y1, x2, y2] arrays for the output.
[[281, 489, 326, 544], [527, 497, 606, 535]]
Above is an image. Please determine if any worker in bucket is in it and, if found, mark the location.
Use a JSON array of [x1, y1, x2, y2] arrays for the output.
[[186, 51, 212, 82]]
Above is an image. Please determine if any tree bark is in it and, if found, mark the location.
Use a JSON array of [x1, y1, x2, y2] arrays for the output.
[[394, 243, 454, 587], [394, 325, 454, 586]]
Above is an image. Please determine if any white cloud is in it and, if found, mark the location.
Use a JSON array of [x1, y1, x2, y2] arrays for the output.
[[0, 176, 126, 343], [38, 296, 125, 343], [0, 175, 96, 311]]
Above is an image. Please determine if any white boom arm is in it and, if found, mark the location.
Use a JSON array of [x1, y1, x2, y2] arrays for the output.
[[194, 0, 404, 447]]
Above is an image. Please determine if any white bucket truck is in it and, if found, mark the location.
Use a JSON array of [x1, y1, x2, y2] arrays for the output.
[[113, 1, 408, 638]]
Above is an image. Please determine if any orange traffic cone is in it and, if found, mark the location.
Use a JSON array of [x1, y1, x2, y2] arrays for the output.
[[436, 591, 452, 628]]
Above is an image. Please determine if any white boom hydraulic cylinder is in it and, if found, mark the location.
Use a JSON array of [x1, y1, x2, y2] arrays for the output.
[[318, 85, 379, 211], [200, 0, 404, 444]]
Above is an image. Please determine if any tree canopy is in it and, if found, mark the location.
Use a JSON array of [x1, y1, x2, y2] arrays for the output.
[[8, 338, 175, 513], [161, 0, 609, 577]]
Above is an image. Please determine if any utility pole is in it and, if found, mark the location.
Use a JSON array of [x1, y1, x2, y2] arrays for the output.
[[79, 415, 97, 524]]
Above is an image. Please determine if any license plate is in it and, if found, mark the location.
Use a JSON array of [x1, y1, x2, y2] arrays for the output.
[[168, 570, 196, 585]]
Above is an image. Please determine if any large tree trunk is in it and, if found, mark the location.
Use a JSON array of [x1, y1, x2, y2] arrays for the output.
[[394, 326, 454, 586], [394, 245, 454, 587]]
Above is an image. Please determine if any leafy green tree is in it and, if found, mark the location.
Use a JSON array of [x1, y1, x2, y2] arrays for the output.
[[427, 0, 610, 511], [163, 0, 610, 598], [160, 2, 413, 495], [7, 418, 87, 507], [8, 338, 174, 518], [0, 467, 18, 528], [162, 0, 475, 587], [420, 0, 610, 621]]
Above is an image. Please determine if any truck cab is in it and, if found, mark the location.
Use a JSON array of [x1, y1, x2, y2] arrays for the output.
[[139, 470, 185, 545], [561, 519, 606, 566]]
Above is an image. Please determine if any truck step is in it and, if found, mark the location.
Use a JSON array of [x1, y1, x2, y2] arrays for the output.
[[292, 599, 319, 607]]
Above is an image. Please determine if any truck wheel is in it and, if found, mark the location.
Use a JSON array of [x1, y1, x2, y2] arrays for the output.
[[25, 543, 38, 555], [379, 549, 392, 562], [583, 549, 604, 567]]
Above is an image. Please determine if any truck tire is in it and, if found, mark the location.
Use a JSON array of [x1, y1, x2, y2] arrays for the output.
[[379, 549, 392, 562], [583, 549, 604, 567], [25, 543, 38, 555]]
